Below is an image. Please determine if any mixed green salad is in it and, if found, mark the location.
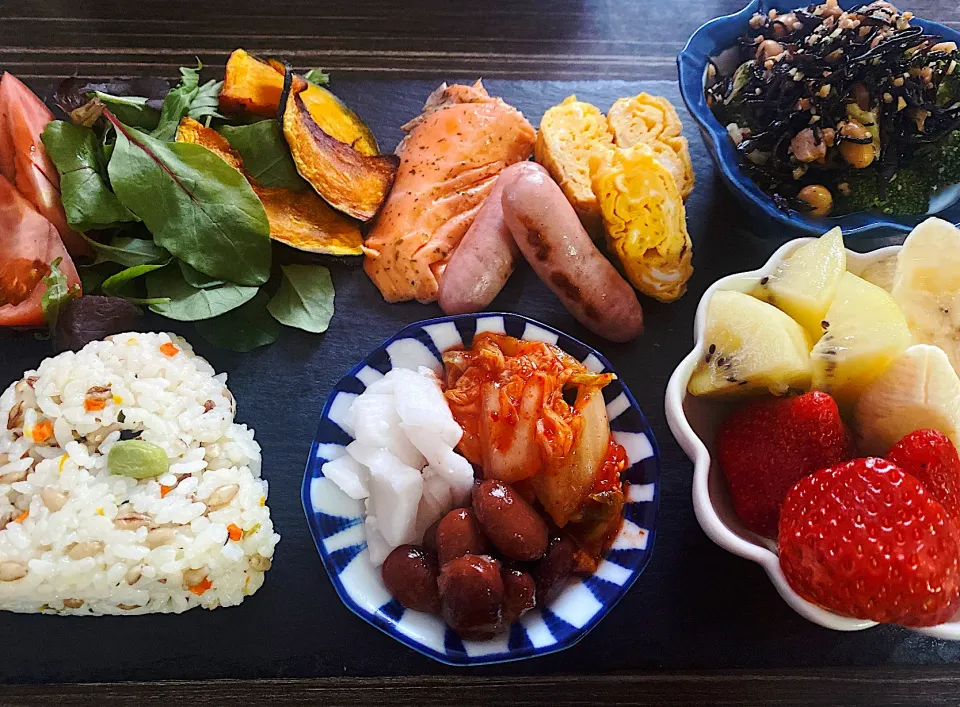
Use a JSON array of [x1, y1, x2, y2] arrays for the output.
[[41, 64, 336, 351]]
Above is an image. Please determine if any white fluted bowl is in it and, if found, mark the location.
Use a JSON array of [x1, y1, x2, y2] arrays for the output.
[[666, 240, 960, 640]]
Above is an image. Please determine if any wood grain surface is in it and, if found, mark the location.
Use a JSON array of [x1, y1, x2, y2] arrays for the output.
[[6, 668, 960, 706], [1, 1, 960, 705], [2, 0, 953, 81]]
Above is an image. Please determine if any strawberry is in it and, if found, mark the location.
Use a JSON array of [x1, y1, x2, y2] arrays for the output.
[[887, 430, 960, 527], [715, 391, 854, 537], [779, 458, 960, 627]]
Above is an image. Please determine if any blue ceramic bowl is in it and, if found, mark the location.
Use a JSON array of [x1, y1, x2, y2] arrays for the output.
[[678, 0, 960, 237], [301, 313, 661, 665]]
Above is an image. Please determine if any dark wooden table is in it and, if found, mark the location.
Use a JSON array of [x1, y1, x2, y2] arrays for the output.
[[2, 1, 960, 705]]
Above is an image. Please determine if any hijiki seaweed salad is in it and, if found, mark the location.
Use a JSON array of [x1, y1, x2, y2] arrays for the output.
[[706, 0, 960, 218]]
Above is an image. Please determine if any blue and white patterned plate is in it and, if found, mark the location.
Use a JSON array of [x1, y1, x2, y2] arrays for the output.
[[301, 313, 661, 665]]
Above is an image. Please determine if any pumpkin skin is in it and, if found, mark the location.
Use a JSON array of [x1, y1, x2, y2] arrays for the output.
[[219, 49, 379, 157], [281, 75, 398, 222], [175, 116, 363, 256]]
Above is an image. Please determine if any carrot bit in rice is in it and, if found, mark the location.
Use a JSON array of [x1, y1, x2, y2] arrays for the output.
[[14, 510, 28, 523], [160, 342, 179, 357], [160, 484, 175, 498], [84, 398, 107, 412], [227, 523, 243, 542], [31, 420, 53, 443], [189, 577, 213, 596]]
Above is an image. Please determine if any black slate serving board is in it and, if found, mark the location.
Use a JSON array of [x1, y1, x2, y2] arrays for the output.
[[0, 78, 931, 685]]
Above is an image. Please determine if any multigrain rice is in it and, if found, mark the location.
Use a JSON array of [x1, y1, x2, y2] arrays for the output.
[[0, 332, 279, 615]]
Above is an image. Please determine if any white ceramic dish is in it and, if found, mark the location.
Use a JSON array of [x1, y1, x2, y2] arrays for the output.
[[665, 238, 960, 640]]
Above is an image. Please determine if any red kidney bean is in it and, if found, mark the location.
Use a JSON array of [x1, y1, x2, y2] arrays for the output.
[[501, 568, 536, 624], [535, 535, 577, 604], [381, 545, 441, 613], [472, 479, 549, 561], [436, 508, 490, 566], [438, 554, 504, 640], [422, 518, 442, 554]]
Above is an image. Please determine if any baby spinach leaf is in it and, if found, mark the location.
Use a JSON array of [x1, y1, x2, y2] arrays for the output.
[[267, 264, 335, 333], [152, 62, 223, 141], [106, 115, 272, 286], [195, 290, 280, 352], [146, 265, 258, 321], [179, 260, 225, 288], [101, 262, 171, 300], [81, 232, 170, 268], [219, 121, 306, 191], [92, 92, 161, 130], [41, 258, 80, 329], [303, 68, 330, 87], [41, 121, 136, 231]]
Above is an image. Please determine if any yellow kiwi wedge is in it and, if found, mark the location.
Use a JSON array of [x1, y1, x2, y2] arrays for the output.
[[688, 290, 813, 397], [811, 272, 912, 409], [753, 227, 846, 340]]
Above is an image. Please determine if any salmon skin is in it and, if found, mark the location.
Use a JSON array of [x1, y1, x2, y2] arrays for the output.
[[363, 81, 535, 304]]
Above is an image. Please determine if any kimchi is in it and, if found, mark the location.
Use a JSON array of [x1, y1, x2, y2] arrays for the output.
[[442, 332, 628, 570]]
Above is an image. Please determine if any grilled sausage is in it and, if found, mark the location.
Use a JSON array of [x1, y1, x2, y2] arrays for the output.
[[438, 163, 547, 315], [500, 168, 644, 342]]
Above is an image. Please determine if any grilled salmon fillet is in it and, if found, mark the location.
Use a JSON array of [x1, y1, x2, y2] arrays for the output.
[[363, 81, 535, 303]]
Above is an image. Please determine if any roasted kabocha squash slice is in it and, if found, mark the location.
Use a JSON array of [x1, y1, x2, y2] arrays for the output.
[[175, 117, 363, 256], [281, 75, 399, 222], [175, 117, 245, 171], [252, 186, 363, 255], [590, 143, 693, 303], [219, 48, 379, 157]]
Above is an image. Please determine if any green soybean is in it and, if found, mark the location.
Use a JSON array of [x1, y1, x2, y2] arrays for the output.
[[108, 440, 169, 479]]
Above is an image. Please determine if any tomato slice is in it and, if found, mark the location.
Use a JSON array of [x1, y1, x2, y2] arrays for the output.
[[0, 173, 80, 327], [0, 72, 88, 257]]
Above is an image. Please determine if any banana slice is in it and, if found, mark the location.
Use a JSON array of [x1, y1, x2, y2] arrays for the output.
[[891, 217, 960, 376], [854, 344, 960, 456], [858, 254, 898, 293]]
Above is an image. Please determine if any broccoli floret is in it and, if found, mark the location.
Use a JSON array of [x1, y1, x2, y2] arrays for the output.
[[835, 167, 933, 216], [835, 170, 881, 214], [879, 167, 934, 215], [927, 131, 960, 187], [937, 72, 960, 107]]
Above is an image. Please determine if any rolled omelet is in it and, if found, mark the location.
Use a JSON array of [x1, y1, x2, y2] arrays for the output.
[[607, 94, 695, 200], [534, 96, 613, 227], [607, 92, 684, 143], [590, 143, 694, 303]]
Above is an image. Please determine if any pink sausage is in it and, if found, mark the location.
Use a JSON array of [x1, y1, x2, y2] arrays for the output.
[[438, 163, 547, 315], [500, 168, 643, 342]]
